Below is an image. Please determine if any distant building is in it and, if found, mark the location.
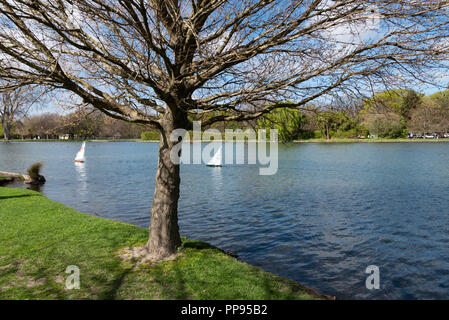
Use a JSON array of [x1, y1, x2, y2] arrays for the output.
[[59, 134, 70, 140]]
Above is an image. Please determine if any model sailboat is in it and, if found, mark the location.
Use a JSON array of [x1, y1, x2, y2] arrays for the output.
[[74, 142, 86, 163], [206, 145, 222, 167]]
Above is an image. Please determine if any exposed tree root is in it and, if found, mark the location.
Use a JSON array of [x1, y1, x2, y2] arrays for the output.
[[118, 245, 180, 265]]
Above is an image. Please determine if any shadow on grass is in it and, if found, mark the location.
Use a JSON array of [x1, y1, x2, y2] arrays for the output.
[[260, 273, 334, 300], [181, 240, 216, 250], [0, 194, 38, 200], [181, 240, 239, 258], [92, 260, 190, 300], [153, 266, 189, 299], [97, 267, 134, 300]]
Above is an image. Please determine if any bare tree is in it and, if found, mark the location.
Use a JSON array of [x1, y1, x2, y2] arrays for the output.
[[1, 0, 449, 260], [20, 112, 63, 138], [408, 96, 449, 133], [0, 85, 43, 141]]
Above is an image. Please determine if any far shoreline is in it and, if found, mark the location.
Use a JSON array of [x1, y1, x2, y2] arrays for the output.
[[292, 138, 449, 143], [5, 138, 449, 144]]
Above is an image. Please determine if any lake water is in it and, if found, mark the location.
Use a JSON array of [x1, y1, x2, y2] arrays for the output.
[[1, 141, 449, 299]]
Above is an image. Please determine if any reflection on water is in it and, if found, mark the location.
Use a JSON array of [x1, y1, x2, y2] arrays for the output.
[[2, 141, 449, 299], [74, 162, 88, 202], [74, 161, 86, 177], [26, 183, 42, 192], [0, 178, 42, 192], [208, 166, 223, 192]]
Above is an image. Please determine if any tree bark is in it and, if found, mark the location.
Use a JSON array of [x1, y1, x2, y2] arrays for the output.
[[145, 116, 183, 260], [2, 116, 10, 142]]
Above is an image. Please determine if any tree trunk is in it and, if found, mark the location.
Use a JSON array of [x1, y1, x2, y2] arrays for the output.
[[145, 124, 182, 260], [2, 117, 10, 142]]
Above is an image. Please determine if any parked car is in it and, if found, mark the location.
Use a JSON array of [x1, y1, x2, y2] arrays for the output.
[[415, 134, 424, 139], [443, 133, 449, 138]]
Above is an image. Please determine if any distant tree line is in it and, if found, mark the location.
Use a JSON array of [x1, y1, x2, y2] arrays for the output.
[[179, 88, 449, 142], [256, 89, 449, 142], [3, 89, 449, 142], [2, 109, 146, 140]]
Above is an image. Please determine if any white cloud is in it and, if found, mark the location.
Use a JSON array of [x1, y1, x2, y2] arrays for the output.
[[312, 2, 384, 55]]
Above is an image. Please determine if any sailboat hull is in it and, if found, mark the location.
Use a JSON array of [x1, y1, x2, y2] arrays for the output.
[[74, 160, 85, 163], [206, 164, 222, 167]]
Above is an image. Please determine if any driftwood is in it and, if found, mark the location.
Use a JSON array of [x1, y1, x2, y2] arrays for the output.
[[0, 170, 45, 184]]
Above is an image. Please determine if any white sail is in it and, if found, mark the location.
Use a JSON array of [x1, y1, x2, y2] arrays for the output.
[[207, 145, 222, 166], [74, 142, 86, 162]]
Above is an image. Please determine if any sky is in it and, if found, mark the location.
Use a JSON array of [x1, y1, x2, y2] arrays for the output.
[[21, 1, 449, 115]]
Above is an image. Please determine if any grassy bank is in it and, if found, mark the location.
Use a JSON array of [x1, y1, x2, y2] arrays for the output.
[[0, 187, 327, 300]]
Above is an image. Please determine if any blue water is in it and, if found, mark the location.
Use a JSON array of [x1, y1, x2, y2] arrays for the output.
[[1, 141, 449, 299]]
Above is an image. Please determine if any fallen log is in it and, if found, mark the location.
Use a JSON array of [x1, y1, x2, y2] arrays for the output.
[[0, 170, 45, 184], [0, 175, 15, 184], [0, 171, 32, 183]]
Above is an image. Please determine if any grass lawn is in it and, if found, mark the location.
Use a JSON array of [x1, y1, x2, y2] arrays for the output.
[[0, 187, 327, 300]]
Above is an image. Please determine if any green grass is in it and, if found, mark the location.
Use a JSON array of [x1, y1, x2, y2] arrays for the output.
[[0, 187, 326, 300]]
